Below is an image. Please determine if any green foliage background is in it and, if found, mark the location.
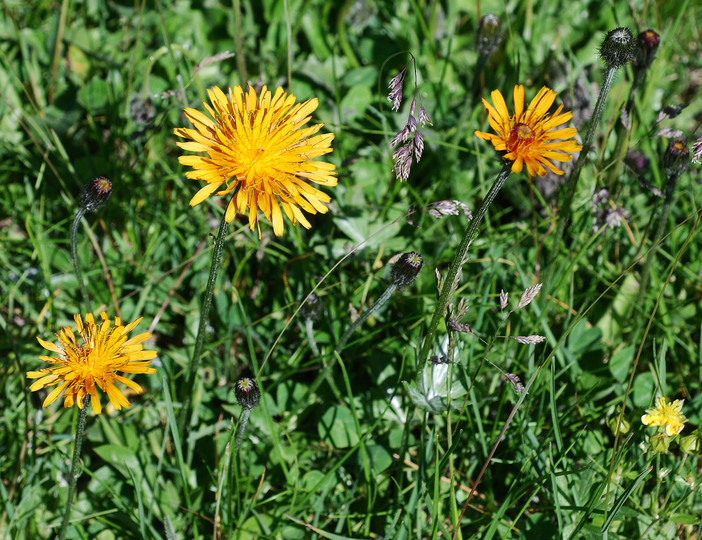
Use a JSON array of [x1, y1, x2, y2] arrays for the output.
[[1, 0, 701, 538]]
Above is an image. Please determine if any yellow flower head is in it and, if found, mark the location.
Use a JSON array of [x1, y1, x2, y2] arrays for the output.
[[174, 85, 337, 238], [641, 396, 687, 436], [475, 85, 582, 176], [28, 312, 157, 414]]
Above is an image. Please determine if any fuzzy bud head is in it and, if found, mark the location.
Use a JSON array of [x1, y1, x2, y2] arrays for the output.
[[300, 293, 323, 322], [390, 251, 423, 289], [599, 27, 636, 69], [80, 176, 112, 212], [476, 14, 502, 58], [235, 378, 260, 410]]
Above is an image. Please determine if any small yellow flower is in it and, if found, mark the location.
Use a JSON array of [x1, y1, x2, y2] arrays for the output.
[[28, 312, 157, 414], [475, 85, 582, 176], [641, 396, 687, 436], [174, 85, 337, 238]]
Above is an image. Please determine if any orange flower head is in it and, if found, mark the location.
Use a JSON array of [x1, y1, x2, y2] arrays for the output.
[[174, 85, 337, 238], [28, 312, 157, 414], [475, 85, 582, 176]]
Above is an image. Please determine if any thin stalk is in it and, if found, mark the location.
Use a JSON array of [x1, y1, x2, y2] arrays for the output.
[[235, 409, 251, 454], [633, 171, 679, 318], [233, 0, 248, 85], [605, 69, 646, 190], [179, 214, 229, 434], [58, 397, 89, 539], [70, 208, 89, 314], [419, 161, 512, 364], [304, 318, 319, 356], [550, 66, 618, 259], [337, 283, 398, 351]]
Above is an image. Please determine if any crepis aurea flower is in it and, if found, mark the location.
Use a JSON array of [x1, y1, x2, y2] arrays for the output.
[[634, 29, 660, 70], [475, 85, 582, 176], [663, 140, 691, 178], [641, 396, 687, 436], [28, 312, 157, 414], [174, 85, 337, 238]]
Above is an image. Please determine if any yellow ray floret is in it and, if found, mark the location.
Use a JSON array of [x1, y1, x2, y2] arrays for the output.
[[475, 85, 582, 176], [28, 312, 157, 414], [174, 85, 337, 237]]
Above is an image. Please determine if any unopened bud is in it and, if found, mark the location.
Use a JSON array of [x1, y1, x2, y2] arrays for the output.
[[300, 293, 323, 322], [599, 27, 636, 69], [390, 251, 423, 289], [235, 378, 260, 410], [606, 414, 631, 436], [80, 176, 112, 212], [680, 431, 702, 456], [663, 140, 690, 179], [476, 14, 502, 58], [649, 433, 671, 454], [634, 29, 660, 70]]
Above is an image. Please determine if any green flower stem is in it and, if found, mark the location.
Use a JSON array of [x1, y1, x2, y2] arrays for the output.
[[235, 408, 251, 454], [304, 318, 320, 356], [337, 283, 399, 351], [58, 397, 89, 540], [605, 68, 646, 190], [70, 207, 89, 315], [419, 161, 512, 364], [633, 170, 680, 319], [551, 65, 618, 258], [179, 214, 229, 433]]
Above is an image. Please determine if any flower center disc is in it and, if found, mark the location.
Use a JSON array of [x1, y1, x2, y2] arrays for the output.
[[508, 122, 536, 149]]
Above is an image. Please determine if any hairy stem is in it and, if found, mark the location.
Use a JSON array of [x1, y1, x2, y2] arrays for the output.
[[180, 215, 229, 435], [419, 161, 512, 364], [70, 208, 89, 315], [337, 283, 399, 351], [58, 397, 89, 539]]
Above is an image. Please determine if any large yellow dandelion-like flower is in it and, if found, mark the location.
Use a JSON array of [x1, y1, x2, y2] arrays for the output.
[[27, 312, 157, 414], [641, 396, 687, 436], [475, 85, 582, 176], [174, 85, 337, 238]]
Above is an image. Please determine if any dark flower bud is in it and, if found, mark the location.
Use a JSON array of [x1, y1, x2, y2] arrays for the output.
[[663, 140, 690, 178], [235, 378, 260, 410], [657, 104, 687, 123], [390, 251, 423, 289], [476, 14, 502, 58], [634, 29, 660, 70], [80, 176, 112, 212], [300, 293, 323, 322], [599, 27, 636, 69]]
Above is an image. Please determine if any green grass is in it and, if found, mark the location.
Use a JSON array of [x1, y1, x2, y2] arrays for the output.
[[2, 0, 701, 538]]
